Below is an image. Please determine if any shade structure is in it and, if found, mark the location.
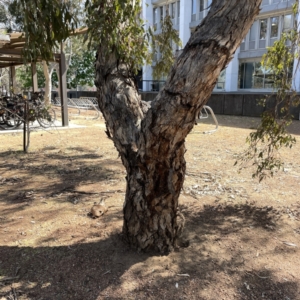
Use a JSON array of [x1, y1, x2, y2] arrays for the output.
[[0, 31, 88, 126]]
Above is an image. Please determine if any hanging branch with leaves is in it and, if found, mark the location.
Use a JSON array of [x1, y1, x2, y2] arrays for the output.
[[85, 0, 151, 75], [150, 14, 182, 79], [236, 3, 299, 182], [19, 0, 78, 62]]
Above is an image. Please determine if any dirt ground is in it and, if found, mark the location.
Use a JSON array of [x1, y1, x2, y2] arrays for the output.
[[0, 109, 300, 300]]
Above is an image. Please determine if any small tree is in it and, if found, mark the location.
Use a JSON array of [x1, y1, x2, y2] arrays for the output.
[[236, 3, 299, 182], [151, 15, 182, 80]]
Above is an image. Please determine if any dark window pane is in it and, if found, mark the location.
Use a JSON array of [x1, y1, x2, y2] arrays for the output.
[[270, 17, 279, 38], [200, 0, 204, 11], [260, 19, 267, 39]]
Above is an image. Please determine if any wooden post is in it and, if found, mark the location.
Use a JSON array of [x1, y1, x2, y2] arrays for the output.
[[59, 51, 69, 126], [9, 66, 16, 94], [31, 63, 38, 92], [23, 100, 30, 152]]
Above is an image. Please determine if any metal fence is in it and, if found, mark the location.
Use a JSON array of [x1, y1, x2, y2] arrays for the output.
[[52, 97, 101, 120], [141, 80, 166, 92], [140, 80, 225, 92]]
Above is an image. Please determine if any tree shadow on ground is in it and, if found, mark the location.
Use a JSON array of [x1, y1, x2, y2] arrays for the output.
[[0, 202, 298, 300], [0, 234, 139, 300], [238, 270, 299, 300], [0, 146, 125, 209]]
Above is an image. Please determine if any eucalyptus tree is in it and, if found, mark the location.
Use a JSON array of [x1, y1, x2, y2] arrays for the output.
[[20, 0, 263, 252], [0, 0, 23, 32]]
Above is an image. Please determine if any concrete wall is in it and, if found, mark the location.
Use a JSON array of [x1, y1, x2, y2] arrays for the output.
[[52, 90, 300, 120], [140, 92, 300, 120]]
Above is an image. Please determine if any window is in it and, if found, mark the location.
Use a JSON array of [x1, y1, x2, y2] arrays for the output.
[[165, 5, 169, 16], [259, 19, 267, 39], [270, 16, 279, 38], [200, 0, 204, 11], [160, 6, 163, 21], [153, 8, 158, 25], [177, 1, 180, 17], [283, 14, 292, 32], [239, 62, 273, 89], [171, 2, 176, 19], [241, 14, 294, 51], [239, 61, 293, 89], [250, 23, 257, 41], [249, 21, 258, 49], [215, 69, 226, 90], [191, 0, 196, 21], [191, 0, 197, 15], [259, 19, 267, 48]]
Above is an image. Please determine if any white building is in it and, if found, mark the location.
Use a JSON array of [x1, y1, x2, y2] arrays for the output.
[[142, 0, 300, 92]]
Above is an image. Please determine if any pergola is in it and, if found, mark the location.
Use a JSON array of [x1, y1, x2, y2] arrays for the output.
[[0, 32, 71, 126]]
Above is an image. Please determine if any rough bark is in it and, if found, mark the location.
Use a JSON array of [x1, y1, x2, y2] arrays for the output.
[[95, 0, 262, 252]]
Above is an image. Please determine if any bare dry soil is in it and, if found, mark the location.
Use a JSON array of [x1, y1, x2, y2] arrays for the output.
[[0, 111, 300, 300]]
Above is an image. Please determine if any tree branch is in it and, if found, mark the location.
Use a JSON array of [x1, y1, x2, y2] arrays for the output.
[[140, 0, 262, 157]]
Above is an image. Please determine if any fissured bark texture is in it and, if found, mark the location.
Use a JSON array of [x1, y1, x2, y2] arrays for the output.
[[95, 0, 262, 252]]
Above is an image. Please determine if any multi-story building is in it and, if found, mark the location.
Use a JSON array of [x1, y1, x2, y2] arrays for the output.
[[142, 0, 300, 92]]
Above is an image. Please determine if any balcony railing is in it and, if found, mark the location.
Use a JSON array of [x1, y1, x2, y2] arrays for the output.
[[262, 0, 289, 5], [191, 10, 208, 23], [141, 80, 166, 92], [140, 80, 225, 92]]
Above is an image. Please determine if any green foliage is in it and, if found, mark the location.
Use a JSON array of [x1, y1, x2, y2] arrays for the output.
[[67, 50, 95, 88], [0, 4, 7, 25], [16, 64, 58, 90], [236, 13, 300, 181], [18, 0, 181, 77], [85, 0, 151, 74], [19, 0, 78, 62], [262, 34, 294, 90], [8, 0, 24, 31], [16, 48, 95, 91], [236, 111, 296, 182], [0, 0, 23, 32], [151, 15, 182, 79], [17, 64, 45, 90]]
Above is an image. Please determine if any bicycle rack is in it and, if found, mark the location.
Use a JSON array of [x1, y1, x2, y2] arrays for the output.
[[195, 105, 218, 134], [53, 97, 101, 120]]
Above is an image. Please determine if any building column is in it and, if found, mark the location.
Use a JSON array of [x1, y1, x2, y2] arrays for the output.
[[292, 7, 300, 93], [179, 0, 192, 47], [9, 66, 16, 94], [225, 48, 240, 92], [59, 51, 69, 126], [142, 0, 154, 90]]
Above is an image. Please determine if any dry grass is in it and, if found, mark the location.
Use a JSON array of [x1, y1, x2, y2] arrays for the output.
[[0, 113, 300, 300]]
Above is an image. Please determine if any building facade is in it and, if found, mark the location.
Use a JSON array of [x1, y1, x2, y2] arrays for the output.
[[142, 0, 300, 92]]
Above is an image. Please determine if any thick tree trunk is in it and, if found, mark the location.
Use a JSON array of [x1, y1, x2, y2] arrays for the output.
[[95, 0, 262, 252]]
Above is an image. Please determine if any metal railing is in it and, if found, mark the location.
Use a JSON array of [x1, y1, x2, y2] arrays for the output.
[[141, 80, 166, 92], [140, 80, 225, 92]]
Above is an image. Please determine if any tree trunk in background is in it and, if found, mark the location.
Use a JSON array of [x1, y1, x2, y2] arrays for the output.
[[42, 61, 55, 106], [95, 0, 262, 252]]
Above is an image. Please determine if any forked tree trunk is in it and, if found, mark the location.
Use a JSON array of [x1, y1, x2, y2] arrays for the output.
[[95, 0, 262, 252]]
